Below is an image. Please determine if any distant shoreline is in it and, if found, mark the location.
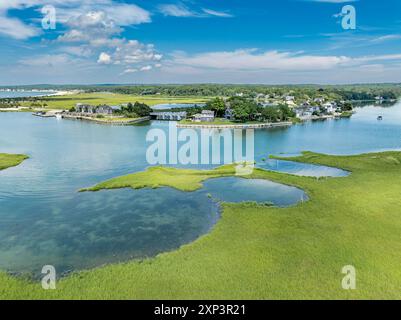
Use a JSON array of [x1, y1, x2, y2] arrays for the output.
[[0, 89, 80, 99]]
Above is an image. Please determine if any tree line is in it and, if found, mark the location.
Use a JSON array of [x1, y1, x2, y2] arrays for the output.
[[206, 97, 295, 123]]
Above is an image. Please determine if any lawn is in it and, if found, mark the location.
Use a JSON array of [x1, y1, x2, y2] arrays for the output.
[[20, 92, 209, 110], [2, 151, 401, 299], [0, 153, 28, 171]]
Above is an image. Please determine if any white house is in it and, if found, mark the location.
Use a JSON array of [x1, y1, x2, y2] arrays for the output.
[[75, 103, 114, 115], [322, 102, 337, 113], [284, 95, 295, 101], [193, 110, 215, 122], [308, 106, 321, 113], [314, 97, 325, 104], [295, 107, 312, 119]]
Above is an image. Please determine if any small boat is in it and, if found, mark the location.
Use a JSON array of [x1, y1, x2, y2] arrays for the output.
[[55, 114, 62, 119], [377, 116, 383, 120]]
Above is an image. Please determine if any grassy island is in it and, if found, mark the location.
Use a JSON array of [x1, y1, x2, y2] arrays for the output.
[[0, 153, 28, 171], [2, 151, 401, 299], [81, 165, 236, 192]]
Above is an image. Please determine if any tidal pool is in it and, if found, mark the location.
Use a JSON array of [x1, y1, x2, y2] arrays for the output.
[[256, 159, 349, 177], [0, 175, 304, 277], [0, 187, 219, 276], [202, 177, 307, 206]]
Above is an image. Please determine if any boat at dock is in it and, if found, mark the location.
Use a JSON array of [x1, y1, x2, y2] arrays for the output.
[[32, 112, 55, 118]]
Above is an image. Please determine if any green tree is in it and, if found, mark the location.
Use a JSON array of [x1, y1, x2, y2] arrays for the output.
[[262, 107, 280, 122], [278, 104, 295, 121], [206, 97, 226, 117], [123, 102, 152, 117], [341, 102, 353, 112], [132, 102, 152, 117], [229, 97, 259, 122]]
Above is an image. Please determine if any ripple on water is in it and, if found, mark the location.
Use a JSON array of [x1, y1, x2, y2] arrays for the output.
[[256, 159, 349, 177], [0, 176, 307, 277]]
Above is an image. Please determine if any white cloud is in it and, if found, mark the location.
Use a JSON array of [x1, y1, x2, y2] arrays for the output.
[[0, 1, 151, 41], [97, 52, 111, 64], [201, 9, 233, 18], [60, 46, 92, 57], [370, 34, 401, 43], [101, 4, 151, 26], [19, 53, 73, 67], [56, 2, 151, 26], [151, 48, 401, 84], [113, 41, 162, 64], [159, 4, 233, 18], [121, 68, 138, 74], [170, 49, 351, 71], [0, 15, 40, 39], [54, 7, 161, 73], [159, 4, 196, 17], [58, 11, 121, 42], [140, 65, 152, 71]]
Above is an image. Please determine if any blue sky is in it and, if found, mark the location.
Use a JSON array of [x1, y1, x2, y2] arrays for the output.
[[1, 0, 401, 85]]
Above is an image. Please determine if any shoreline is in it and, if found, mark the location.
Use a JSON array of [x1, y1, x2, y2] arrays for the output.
[[0, 90, 80, 99], [61, 114, 150, 125], [177, 121, 293, 129]]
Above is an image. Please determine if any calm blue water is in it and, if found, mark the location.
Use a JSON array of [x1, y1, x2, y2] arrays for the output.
[[0, 91, 54, 98], [1, 101, 401, 275]]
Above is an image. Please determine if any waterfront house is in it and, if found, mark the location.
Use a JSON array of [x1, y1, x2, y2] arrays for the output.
[[111, 105, 122, 112], [322, 102, 337, 114], [286, 100, 297, 107], [314, 97, 325, 104], [224, 107, 234, 120], [300, 101, 310, 108], [255, 93, 268, 104], [150, 111, 187, 121], [295, 107, 312, 119], [308, 106, 321, 114], [75, 103, 115, 115], [193, 110, 215, 122], [75, 103, 96, 113], [96, 105, 114, 115]]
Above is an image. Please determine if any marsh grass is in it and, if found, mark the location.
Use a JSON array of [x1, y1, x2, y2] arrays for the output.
[[0, 153, 28, 171], [20, 93, 208, 110], [2, 151, 401, 299]]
